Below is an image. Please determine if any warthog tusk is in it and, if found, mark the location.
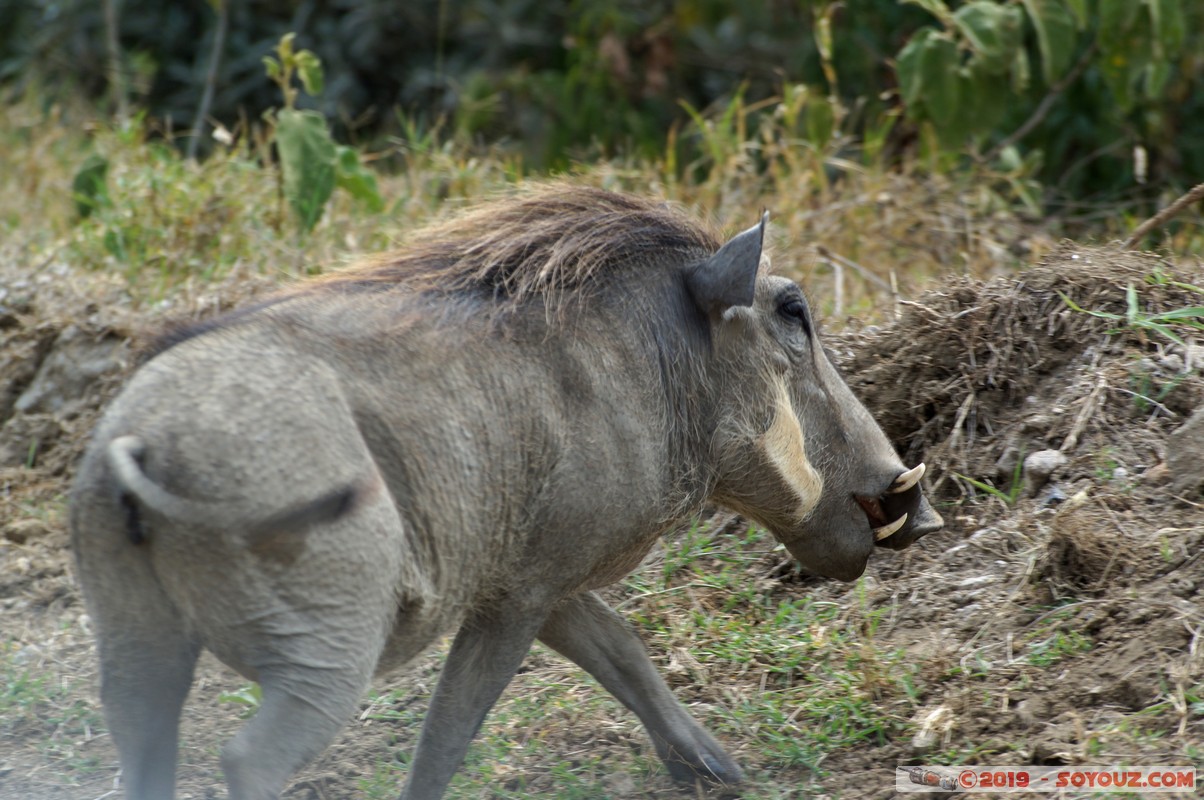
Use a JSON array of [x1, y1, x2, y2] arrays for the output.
[[874, 513, 908, 541], [889, 463, 926, 494]]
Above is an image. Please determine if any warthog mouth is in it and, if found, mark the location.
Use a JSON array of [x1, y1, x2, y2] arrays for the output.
[[855, 494, 902, 539], [855, 462, 927, 544]]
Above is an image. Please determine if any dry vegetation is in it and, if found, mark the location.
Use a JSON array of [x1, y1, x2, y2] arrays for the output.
[[2, 100, 1203, 799]]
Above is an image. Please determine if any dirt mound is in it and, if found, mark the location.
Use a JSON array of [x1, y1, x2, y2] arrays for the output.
[[815, 242, 1204, 797], [839, 242, 1203, 495]]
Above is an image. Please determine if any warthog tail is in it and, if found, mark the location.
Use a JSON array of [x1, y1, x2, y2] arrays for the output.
[[107, 435, 359, 546]]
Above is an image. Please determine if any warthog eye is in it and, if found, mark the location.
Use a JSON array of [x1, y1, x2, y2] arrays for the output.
[[777, 296, 811, 334]]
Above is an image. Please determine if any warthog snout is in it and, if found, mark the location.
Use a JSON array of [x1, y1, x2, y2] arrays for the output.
[[857, 463, 945, 551]]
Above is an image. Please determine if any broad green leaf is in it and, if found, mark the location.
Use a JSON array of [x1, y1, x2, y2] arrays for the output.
[[1144, 0, 1186, 58], [902, 0, 953, 21], [262, 56, 281, 82], [1144, 60, 1173, 99], [953, 1, 1023, 75], [276, 109, 336, 232], [896, 27, 938, 108], [72, 154, 109, 218], [918, 34, 961, 127], [1020, 0, 1078, 83], [961, 68, 1010, 137], [295, 50, 324, 97], [335, 146, 385, 213]]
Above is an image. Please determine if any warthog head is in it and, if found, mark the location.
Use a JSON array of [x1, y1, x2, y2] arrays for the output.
[[689, 216, 943, 580]]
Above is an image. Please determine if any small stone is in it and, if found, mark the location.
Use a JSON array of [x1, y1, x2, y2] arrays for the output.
[[994, 444, 1021, 482], [1159, 354, 1185, 373], [1022, 413, 1055, 433], [1062, 488, 1090, 511], [910, 705, 955, 752], [1168, 408, 1204, 496], [1015, 697, 1049, 729], [1142, 462, 1170, 483], [1111, 467, 1129, 483], [1023, 449, 1068, 496], [1183, 344, 1204, 371]]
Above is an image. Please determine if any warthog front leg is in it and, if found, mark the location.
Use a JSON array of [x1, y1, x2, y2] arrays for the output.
[[538, 592, 744, 787], [400, 608, 547, 800]]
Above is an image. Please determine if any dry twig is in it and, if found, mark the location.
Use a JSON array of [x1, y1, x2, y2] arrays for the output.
[[1123, 182, 1204, 250]]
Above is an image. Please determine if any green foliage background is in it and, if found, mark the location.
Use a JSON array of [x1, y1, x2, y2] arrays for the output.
[[2, 0, 1202, 203]]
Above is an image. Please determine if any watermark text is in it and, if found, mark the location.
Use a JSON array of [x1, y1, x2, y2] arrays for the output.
[[896, 766, 1197, 793]]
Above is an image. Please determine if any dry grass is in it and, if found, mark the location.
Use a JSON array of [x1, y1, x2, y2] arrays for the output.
[[0, 92, 1066, 327]]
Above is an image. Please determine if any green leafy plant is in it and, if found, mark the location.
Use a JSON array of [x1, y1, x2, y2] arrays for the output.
[[1128, 367, 1187, 415], [896, 0, 1190, 151], [954, 473, 1022, 505], [1025, 628, 1092, 666], [954, 452, 1025, 506], [264, 33, 383, 232], [1058, 284, 1204, 346], [218, 682, 262, 719], [70, 154, 110, 218]]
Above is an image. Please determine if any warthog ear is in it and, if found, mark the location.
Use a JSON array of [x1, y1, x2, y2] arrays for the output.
[[686, 211, 768, 315]]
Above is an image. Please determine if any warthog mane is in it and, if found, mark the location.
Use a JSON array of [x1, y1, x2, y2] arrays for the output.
[[308, 183, 722, 305]]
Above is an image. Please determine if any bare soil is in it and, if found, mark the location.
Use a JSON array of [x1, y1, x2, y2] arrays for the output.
[[2, 243, 1202, 799]]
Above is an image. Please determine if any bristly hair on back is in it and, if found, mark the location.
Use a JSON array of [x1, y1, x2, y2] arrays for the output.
[[303, 183, 723, 306], [142, 185, 724, 361]]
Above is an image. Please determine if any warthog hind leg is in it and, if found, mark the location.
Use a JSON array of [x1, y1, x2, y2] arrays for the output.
[[97, 605, 200, 800], [221, 676, 371, 800], [76, 503, 201, 800], [538, 592, 744, 787], [399, 606, 547, 800]]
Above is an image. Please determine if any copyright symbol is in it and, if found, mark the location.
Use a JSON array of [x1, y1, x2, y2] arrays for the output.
[[959, 769, 978, 788]]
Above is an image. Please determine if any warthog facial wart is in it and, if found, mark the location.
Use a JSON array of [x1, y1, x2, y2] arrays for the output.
[[71, 185, 943, 800]]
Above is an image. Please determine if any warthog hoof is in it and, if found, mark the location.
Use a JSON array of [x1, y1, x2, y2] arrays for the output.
[[661, 736, 744, 787]]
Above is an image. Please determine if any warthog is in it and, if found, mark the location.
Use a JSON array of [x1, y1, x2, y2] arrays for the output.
[[71, 185, 942, 800]]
